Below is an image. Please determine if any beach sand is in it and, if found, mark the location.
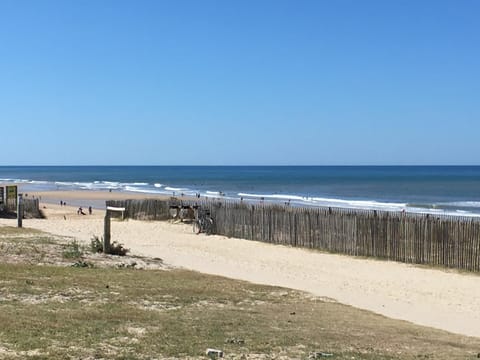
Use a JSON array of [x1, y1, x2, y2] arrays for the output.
[[2, 190, 480, 338]]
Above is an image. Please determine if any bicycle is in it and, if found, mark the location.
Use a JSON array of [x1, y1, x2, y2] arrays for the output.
[[193, 208, 214, 235]]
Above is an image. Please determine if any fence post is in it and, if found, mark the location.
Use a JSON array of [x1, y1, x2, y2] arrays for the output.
[[103, 206, 126, 254], [104, 211, 111, 254], [17, 194, 23, 228]]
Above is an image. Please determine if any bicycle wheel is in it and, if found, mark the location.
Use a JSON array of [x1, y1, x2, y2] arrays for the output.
[[205, 218, 214, 235], [193, 221, 201, 234]]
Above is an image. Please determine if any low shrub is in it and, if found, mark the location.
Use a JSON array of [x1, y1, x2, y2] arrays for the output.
[[90, 235, 103, 253], [90, 235, 129, 256], [63, 240, 83, 259], [110, 241, 129, 256]]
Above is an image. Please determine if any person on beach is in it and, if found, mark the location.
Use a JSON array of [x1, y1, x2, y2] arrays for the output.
[[88, 206, 92, 215], [78, 207, 86, 215]]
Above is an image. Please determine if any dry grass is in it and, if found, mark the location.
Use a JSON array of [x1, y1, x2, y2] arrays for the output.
[[0, 226, 479, 359]]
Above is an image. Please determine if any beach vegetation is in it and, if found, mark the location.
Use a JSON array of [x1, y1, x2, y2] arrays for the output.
[[62, 239, 83, 259], [0, 226, 59, 263], [90, 235, 103, 253], [1, 226, 480, 359], [109, 240, 129, 256], [1, 263, 480, 359], [90, 235, 129, 256]]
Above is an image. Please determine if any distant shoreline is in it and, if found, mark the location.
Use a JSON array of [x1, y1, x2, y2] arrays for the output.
[[25, 190, 180, 211], [3, 164, 480, 217], [9, 188, 478, 221]]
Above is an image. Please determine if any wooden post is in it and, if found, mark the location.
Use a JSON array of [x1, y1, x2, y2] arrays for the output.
[[104, 211, 111, 254], [103, 206, 125, 254], [17, 194, 23, 228]]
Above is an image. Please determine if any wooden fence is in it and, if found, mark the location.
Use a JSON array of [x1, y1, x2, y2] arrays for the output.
[[1, 198, 43, 219], [23, 198, 43, 218], [106, 199, 480, 272]]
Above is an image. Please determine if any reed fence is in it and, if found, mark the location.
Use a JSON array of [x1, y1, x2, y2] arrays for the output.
[[1, 198, 43, 219], [23, 198, 43, 218], [106, 199, 480, 272]]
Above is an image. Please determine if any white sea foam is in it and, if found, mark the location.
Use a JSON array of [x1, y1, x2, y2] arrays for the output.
[[206, 191, 225, 196], [154, 183, 163, 188], [85, 181, 123, 187], [53, 181, 122, 190], [310, 197, 407, 210], [238, 193, 305, 201], [165, 187, 188, 192], [0, 178, 30, 183], [240, 192, 414, 212], [104, 181, 121, 186], [238, 192, 406, 210], [237, 192, 480, 217], [124, 186, 167, 194], [54, 181, 74, 186], [439, 201, 480, 208]]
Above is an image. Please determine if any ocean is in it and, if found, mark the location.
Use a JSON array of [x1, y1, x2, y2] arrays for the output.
[[1, 166, 480, 217]]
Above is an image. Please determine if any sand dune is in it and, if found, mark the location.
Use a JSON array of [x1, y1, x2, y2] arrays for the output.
[[2, 198, 480, 338]]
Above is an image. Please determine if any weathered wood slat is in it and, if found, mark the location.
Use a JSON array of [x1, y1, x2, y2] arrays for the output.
[[105, 198, 480, 273]]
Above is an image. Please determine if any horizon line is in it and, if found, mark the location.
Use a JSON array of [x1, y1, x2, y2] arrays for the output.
[[1, 164, 480, 167]]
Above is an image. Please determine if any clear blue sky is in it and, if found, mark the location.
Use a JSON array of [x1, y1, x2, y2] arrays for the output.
[[1, 0, 479, 165]]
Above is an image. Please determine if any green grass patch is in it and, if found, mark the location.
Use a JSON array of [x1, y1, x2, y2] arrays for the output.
[[0, 264, 479, 359], [62, 239, 83, 259], [1, 225, 480, 359], [0, 226, 43, 236]]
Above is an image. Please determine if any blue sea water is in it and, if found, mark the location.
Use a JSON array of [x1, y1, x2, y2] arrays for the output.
[[1, 166, 480, 217]]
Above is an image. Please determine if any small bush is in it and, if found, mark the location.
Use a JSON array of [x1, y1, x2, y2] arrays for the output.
[[110, 241, 129, 256], [63, 240, 83, 259], [90, 235, 129, 256], [90, 235, 103, 253]]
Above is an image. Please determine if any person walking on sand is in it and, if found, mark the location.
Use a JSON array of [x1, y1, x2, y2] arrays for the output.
[[88, 206, 92, 215]]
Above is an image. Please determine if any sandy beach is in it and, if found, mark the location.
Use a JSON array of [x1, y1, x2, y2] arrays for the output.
[[2, 190, 480, 339], [26, 190, 175, 209]]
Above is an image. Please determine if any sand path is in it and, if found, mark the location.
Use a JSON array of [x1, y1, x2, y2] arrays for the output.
[[2, 204, 480, 338]]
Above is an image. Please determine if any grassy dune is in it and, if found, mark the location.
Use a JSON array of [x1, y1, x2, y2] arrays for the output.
[[0, 226, 479, 359]]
